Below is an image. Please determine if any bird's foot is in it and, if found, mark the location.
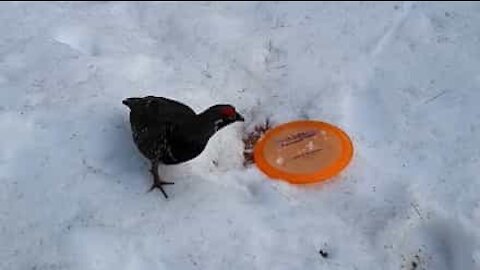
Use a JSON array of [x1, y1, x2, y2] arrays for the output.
[[148, 181, 174, 199]]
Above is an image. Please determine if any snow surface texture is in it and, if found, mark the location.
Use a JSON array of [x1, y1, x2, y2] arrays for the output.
[[1, 2, 479, 269]]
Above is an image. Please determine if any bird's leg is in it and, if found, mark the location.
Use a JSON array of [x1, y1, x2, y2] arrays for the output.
[[148, 161, 174, 199]]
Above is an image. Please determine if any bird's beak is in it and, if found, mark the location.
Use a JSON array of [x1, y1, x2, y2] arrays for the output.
[[235, 113, 245, 122]]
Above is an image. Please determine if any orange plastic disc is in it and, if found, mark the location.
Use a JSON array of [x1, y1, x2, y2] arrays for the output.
[[253, 120, 353, 184]]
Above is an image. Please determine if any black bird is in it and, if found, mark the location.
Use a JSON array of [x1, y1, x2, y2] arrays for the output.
[[123, 96, 245, 198]]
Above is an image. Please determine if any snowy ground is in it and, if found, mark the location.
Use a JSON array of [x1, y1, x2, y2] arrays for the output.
[[1, 1, 480, 269]]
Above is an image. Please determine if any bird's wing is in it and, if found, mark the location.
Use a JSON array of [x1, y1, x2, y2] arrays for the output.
[[124, 96, 196, 118], [131, 119, 178, 161], [127, 96, 193, 136], [124, 96, 196, 161]]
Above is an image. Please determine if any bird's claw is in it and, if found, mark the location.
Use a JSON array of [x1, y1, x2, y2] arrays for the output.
[[148, 181, 174, 199]]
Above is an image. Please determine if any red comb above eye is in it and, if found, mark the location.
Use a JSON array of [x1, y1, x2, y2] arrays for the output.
[[221, 107, 236, 117]]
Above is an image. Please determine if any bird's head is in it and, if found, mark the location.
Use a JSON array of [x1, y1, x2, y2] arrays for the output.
[[201, 104, 245, 132]]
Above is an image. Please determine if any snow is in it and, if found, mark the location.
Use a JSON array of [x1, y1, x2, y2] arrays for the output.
[[1, 1, 479, 269]]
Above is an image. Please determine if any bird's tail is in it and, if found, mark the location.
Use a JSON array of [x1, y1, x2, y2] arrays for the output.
[[122, 97, 143, 108]]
